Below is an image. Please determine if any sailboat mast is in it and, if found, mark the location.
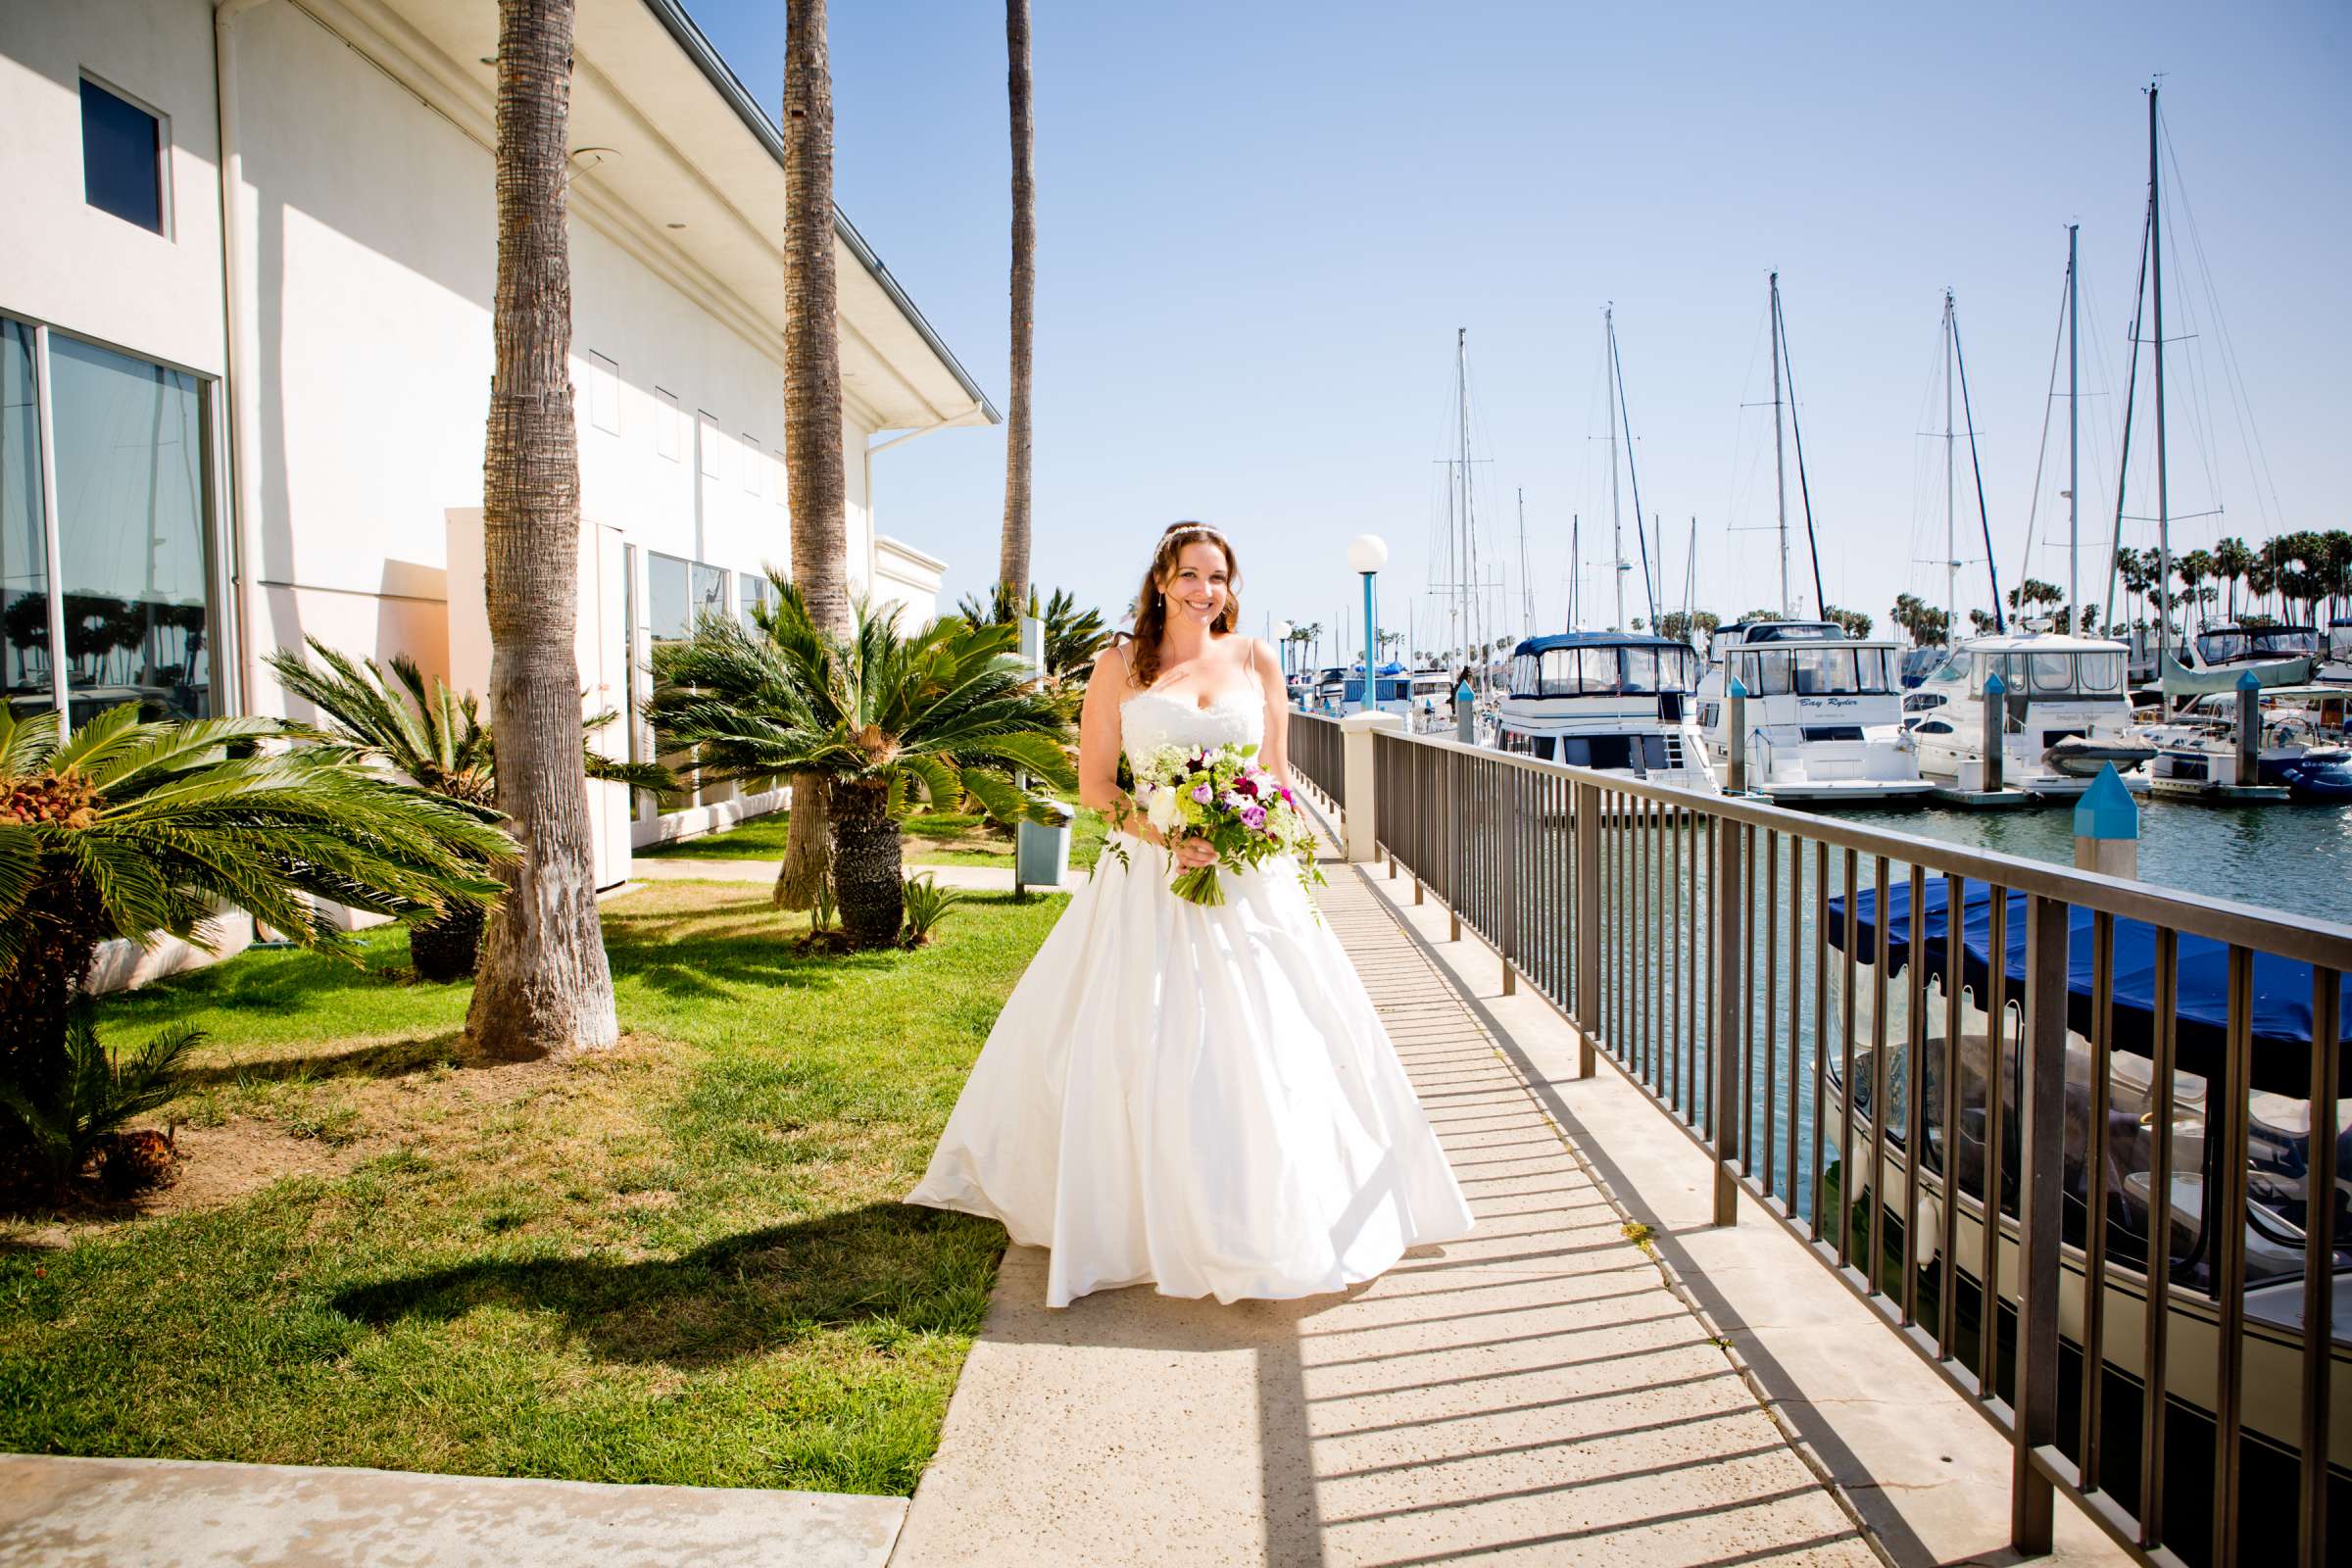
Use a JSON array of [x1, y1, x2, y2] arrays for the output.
[[2149, 85, 2173, 682], [2065, 223, 2081, 622], [1569, 514, 1580, 630], [1943, 289, 1957, 639], [1516, 488, 1533, 639], [1459, 327, 1479, 688], [1770, 271, 1790, 617], [1606, 307, 1625, 631]]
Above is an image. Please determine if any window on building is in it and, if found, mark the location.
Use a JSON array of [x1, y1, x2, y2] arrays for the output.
[[738, 571, 769, 631], [80, 77, 166, 235], [2, 321, 48, 718], [698, 411, 721, 479], [654, 387, 680, 461], [741, 434, 762, 494], [585, 351, 619, 435], [2, 317, 218, 726]]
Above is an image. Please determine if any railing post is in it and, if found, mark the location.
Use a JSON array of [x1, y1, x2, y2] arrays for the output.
[[2012, 891, 2068, 1551], [1726, 677, 1748, 794], [1338, 711, 1403, 863], [1983, 670, 2007, 795], [1499, 765, 1518, 996], [2233, 670, 2261, 787], [1573, 779, 1600, 1078], [1710, 811, 1743, 1226]]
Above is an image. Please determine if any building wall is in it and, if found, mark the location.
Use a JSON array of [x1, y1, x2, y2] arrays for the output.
[[0, 0, 226, 378]]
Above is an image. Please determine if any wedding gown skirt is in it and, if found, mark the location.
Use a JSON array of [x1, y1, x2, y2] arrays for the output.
[[902, 688, 1477, 1309]]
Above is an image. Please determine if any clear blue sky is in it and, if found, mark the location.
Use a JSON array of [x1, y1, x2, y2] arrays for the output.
[[688, 0, 2350, 658]]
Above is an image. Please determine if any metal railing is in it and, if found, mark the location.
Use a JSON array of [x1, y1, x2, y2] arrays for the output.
[[1286, 704, 1346, 809], [1291, 711, 2345, 1568]]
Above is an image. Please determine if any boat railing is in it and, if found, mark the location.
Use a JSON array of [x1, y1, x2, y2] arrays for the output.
[[1286, 710, 2344, 1568]]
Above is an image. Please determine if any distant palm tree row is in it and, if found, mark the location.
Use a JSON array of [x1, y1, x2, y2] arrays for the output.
[[2112, 529, 2352, 633], [1883, 529, 2351, 647]]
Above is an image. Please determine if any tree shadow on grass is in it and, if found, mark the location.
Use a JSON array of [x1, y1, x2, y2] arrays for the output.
[[98, 942, 421, 1027], [168, 1030, 475, 1091], [328, 1201, 1006, 1367]]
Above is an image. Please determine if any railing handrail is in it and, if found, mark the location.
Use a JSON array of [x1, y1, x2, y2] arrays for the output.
[[1326, 715, 2352, 965]]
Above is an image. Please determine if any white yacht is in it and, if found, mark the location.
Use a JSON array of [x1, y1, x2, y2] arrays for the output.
[[1904, 633, 2153, 798], [1493, 633, 1718, 792], [1692, 621, 1930, 804]]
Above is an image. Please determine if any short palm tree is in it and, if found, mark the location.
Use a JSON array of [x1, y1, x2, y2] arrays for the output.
[[0, 703, 514, 1192], [265, 637, 674, 980], [955, 584, 1112, 684], [648, 581, 1076, 949]]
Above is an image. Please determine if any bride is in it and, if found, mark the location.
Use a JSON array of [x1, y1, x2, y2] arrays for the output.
[[902, 521, 1476, 1308]]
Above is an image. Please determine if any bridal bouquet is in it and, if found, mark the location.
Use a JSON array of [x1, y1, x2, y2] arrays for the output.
[[1117, 741, 1325, 907]]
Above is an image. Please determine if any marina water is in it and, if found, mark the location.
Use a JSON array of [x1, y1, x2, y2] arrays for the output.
[[1714, 797, 2351, 1222]]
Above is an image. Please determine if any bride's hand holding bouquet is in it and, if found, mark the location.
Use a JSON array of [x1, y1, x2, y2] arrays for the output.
[[1115, 740, 1325, 907]]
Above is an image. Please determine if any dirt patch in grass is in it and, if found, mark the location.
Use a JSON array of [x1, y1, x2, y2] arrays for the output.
[[4, 1035, 687, 1252]]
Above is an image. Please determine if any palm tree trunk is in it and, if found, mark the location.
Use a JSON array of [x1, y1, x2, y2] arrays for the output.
[[776, 0, 848, 913], [828, 778, 904, 949], [465, 0, 618, 1059], [997, 0, 1034, 618]]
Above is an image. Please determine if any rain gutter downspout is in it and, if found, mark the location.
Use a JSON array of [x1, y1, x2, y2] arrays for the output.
[[216, 0, 272, 716]]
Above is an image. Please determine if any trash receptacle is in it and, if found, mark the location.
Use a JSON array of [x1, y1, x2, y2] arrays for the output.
[[1015, 800, 1074, 887]]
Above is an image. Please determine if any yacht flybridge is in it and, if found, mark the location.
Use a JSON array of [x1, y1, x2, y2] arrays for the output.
[[1695, 621, 1931, 804], [1493, 633, 1718, 792], [1905, 633, 2154, 797]]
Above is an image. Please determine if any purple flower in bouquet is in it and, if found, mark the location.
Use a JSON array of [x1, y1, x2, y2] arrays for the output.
[[1190, 781, 1213, 805], [1241, 804, 1267, 829]]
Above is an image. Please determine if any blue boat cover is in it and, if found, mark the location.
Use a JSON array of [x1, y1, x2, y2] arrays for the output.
[[1825, 879, 2350, 1098]]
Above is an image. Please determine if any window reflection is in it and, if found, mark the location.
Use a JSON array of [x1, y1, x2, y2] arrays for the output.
[[2, 321, 48, 716], [49, 334, 212, 722]]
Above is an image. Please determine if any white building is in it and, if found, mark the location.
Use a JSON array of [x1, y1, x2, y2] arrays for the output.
[[0, 0, 997, 888]]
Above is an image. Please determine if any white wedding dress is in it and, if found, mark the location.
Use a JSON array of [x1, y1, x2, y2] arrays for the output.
[[902, 685, 1477, 1308]]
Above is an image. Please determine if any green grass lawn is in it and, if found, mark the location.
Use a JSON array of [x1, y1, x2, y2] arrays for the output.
[[639, 798, 1107, 872], [0, 882, 1063, 1494]]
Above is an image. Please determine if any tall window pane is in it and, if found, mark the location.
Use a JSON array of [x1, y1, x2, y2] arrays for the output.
[[49, 335, 212, 723], [648, 551, 688, 641], [1, 321, 48, 717], [691, 562, 725, 624]]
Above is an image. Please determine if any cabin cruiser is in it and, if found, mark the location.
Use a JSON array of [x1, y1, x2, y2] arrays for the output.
[[1492, 632, 1718, 792], [1819, 880, 2351, 1538], [1693, 621, 1930, 804], [1905, 634, 2153, 797]]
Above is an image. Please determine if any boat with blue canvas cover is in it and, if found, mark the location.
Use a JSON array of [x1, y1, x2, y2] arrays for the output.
[[1817, 876, 2350, 1538]]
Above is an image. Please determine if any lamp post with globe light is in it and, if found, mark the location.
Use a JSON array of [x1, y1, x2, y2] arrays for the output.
[[1348, 534, 1388, 714], [1271, 618, 1293, 691]]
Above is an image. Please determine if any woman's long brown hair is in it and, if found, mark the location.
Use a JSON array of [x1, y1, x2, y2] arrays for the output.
[[1120, 521, 1243, 689]]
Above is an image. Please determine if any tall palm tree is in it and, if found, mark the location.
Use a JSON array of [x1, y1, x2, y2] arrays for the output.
[[778, 0, 851, 914], [649, 583, 1074, 949], [2213, 535, 2254, 621], [265, 637, 672, 980], [0, 705, 512, 1186], [466, 0, 616, 1060], [997, 0, 1035, 616]]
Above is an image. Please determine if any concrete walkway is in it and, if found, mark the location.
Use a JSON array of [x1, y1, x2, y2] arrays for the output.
[[886, 836, 1881, 1567], [0, 1453, 906, 1568]]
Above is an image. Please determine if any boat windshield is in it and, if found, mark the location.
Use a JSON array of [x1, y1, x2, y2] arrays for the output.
[[2250, 627, 2320, 657], [1970, 650, 2126, 696], [1732, 647, 1898, 696], [2196, 630, 2250, 664], [1524, 644, 1698, 696]]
